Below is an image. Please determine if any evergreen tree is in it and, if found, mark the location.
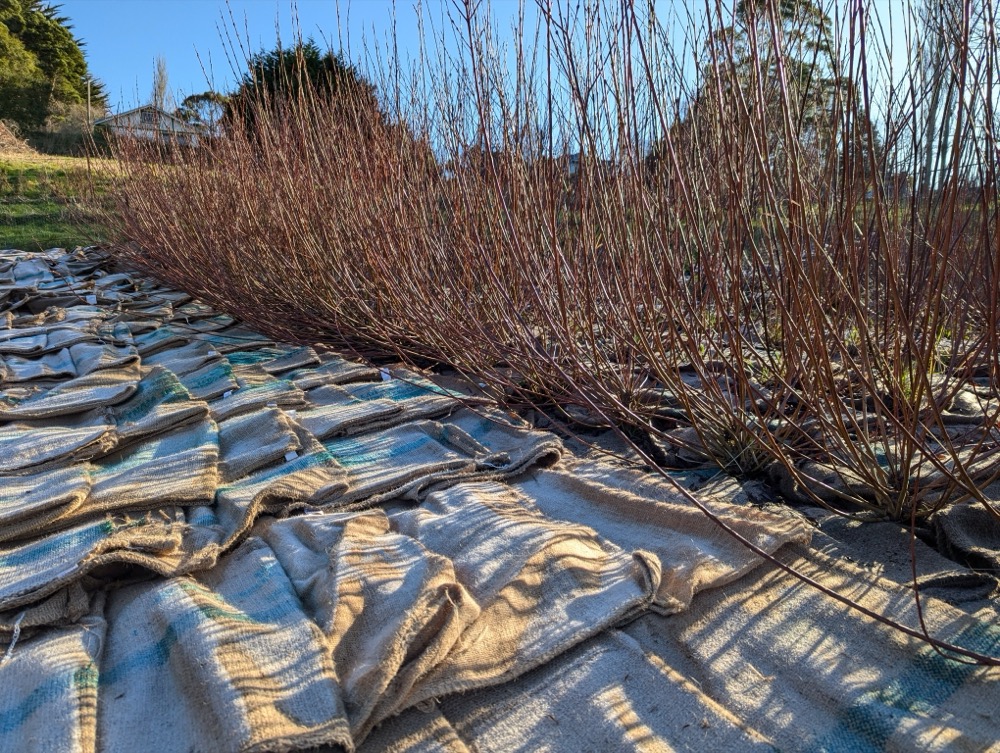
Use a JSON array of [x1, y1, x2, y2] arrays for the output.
[[224, 39, 380, 135], [0, 0, 105, 135]]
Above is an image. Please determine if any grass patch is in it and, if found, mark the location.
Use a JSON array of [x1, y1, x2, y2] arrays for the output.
[[0, 151, 113, 252]]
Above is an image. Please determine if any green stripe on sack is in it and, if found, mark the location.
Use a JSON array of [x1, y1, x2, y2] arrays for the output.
[[813, 620, 1000, 752]]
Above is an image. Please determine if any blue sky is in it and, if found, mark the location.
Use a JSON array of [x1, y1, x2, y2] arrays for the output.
[[62, 0, 439, 112], [61, 0, 910, 115]]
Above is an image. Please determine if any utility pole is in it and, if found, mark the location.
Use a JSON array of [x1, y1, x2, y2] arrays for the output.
[[86, 77, 92, 129]]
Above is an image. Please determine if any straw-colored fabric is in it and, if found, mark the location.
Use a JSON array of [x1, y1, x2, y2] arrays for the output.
[[178, 358, 239, 400], [0, 323, 101, 357], [624, 544, 1000, 752], [134, 325, 195, 357], [515, 458, 813, 613], [296, 387, 403, 439], [0, 594, 105, 753], [217, 407, 302, 482], [109, 366, 208, 447], [357, 708, 470, 753], [322, 422, 479, 506], [439, 629, 775, 753], [0, 413, 115, 474], [288, 356, 381, 389], [97, 538, 352, 753], [82, 419, 220, 519], [260, 345, 321, 374], [0, 466, 91, 543], [257, 511, 480, 740], [141, 339, 219, 375], [0, 361, 141, 419], [0, 509, 185, 615], [208, 379, 306, 422], [212, 420, 349, 548], [199, 326, 275, 354], [442, 408, 564, 479], [387, 482, 659, 709]]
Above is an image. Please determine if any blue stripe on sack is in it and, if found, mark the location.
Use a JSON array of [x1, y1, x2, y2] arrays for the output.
[[182, 362, 233, 390], [103, 561, 300, 686], [225, 350, 277, 366], [0, 675, 74, 734], [114, 371, 190, 423], [0, 520, 115, 568], [215, 448, 339, 496], [347, 380, 436, 402], [323, 433, 435, 468], [0, 662, 99, 735], [814, 620, 1000, 752]]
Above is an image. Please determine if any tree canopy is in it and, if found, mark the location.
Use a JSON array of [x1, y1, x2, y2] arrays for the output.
[[0, 0, 106, 134], [175, 91, 229, 130], [225, 39, 381, 133]]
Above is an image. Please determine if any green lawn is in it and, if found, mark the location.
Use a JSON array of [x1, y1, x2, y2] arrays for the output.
[[0, 152, 113, 252]]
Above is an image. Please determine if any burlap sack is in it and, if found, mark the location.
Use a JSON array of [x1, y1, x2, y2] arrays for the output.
[[0, 361, 141, 420], [168, 313, 235, 334], [257, 511, 479, 740], [288, 356, 381, 390], [356, 707, 469, 753], [387, 481, 659, 712], [134, 326, 196, 357], [0, 341, 138, 383], [171, 301, 229, 323], [438, 629, 775, 753], [0, 413, 115, 474], [142, 340, 219, 376], [217, 408, 302, 483], [441, 408, 563, 479], [97, 538, 352, 753], [0, 323, 100, 356], [0, 509, 187, 616], [109, 366, 208, 448], [318, 370, 462, 430], [4, 258, 52, 287], [0, 347, 79, 382], [322, 421, 479, 506], [213, 421, 349, 548], [260, 345, 320, 374], [199, 326, 275, 354], [0, 466, 91, 543], [0, 593, 105, 753], [81, 419, 219, 519], [624, 544, 1000, 752], [178, 359, 240, 401], [515, 458, 812, 613], [228, 363, 281, 388], [296, 388, 403, 439], [223, 346, 319, 375], [208, 379, 307, 423], [118, 302, 173, 322]]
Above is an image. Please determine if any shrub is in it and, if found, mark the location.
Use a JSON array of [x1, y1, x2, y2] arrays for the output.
[[103, 0, 999, 528]]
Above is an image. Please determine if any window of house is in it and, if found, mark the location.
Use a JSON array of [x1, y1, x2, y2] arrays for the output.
[[139, 109, 155, 125]]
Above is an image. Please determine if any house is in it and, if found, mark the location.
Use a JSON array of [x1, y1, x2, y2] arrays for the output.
[[94, 105, 205, 147]]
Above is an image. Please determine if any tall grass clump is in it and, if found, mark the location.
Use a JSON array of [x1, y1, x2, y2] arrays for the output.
[[103, 0, 998, 530]]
